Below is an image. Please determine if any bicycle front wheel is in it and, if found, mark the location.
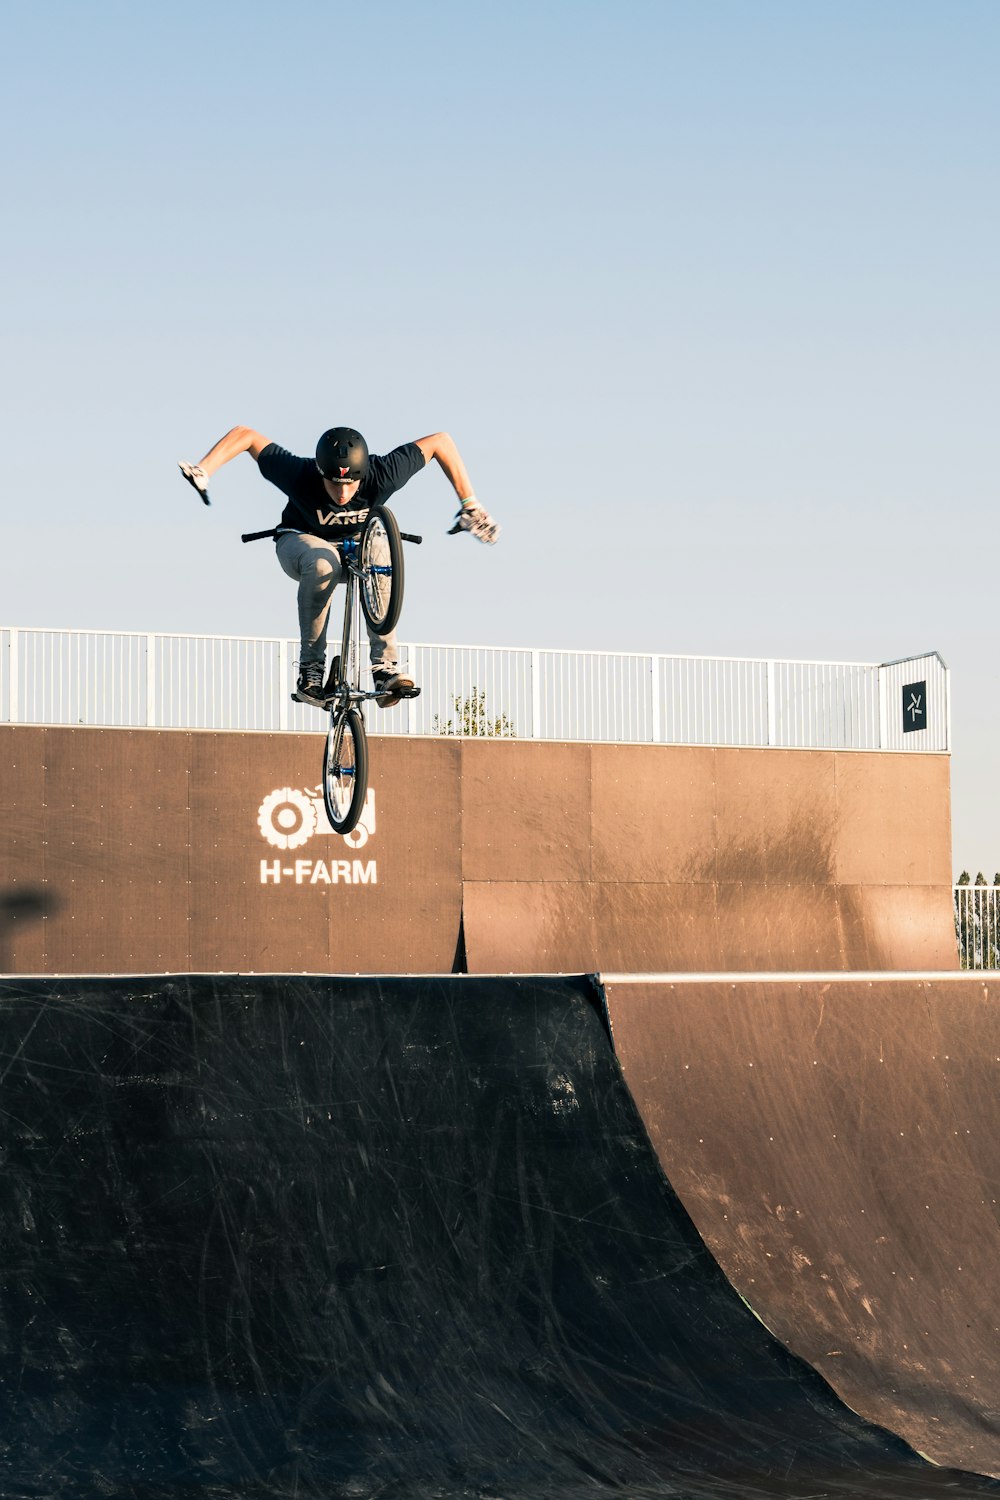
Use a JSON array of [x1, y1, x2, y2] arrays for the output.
[[322, 706, 369, 836], [360, 504, 404, 635]]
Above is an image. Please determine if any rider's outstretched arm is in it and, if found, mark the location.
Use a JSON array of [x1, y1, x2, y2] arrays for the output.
[[178, 426, 271, 502], [194, 426, 272, 476], [414, 431, 499, 544], [414, 432, 474, 501]]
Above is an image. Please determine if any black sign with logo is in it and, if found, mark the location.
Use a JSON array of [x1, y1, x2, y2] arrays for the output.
[[902, 680, 927, 734]]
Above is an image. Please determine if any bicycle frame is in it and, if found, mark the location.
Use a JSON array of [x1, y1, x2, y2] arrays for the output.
[[312, 510, 421, 835], [326, 523, 419, 710], [328, 537, 382, 715]]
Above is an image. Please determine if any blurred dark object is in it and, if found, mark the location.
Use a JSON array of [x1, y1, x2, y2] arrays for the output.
[[1, 888, 59, 920]]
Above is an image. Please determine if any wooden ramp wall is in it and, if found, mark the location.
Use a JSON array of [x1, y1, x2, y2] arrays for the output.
[[0, 725, 956, 975]]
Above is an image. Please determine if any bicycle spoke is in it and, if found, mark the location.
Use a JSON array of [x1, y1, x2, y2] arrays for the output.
[[362, 519, 392, 621], [322, 702, 368, 835], [359, 505, 404, 635], [327, 716, 357, 819]]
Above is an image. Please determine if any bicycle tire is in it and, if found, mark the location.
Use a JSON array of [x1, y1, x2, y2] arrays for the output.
[[360, 504, 404, 635], [322, 706, 369, 836]]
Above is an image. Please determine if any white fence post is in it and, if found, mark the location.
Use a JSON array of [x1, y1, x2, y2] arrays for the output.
[[530, 650, 541, 739], [766, 660, 776, 747], [8, 628, 19, 724], [146, 634, 157, 728], [278, 639, 289, 733]]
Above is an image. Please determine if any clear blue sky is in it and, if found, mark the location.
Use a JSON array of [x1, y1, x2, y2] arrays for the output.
[[3, 1, 997, 870]]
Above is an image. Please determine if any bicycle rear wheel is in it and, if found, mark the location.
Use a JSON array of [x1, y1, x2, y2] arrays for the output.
[[322, 706, 369, 835], [360, 504, 404, 635]]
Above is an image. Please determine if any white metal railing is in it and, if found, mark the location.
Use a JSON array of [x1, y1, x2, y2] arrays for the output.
[[0, 627, 950, 751], [954, 885, 1000, 970]]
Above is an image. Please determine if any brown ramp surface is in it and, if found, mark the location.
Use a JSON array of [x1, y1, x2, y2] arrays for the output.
[[604, 973, 1000, 1477]]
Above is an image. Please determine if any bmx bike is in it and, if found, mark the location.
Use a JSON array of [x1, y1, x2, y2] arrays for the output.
[[242, 505, 421, 837]]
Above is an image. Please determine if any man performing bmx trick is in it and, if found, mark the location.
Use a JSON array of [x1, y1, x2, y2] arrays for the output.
[[179, 426, 498, 707]]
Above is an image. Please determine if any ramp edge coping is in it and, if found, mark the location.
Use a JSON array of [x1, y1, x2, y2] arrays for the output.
[[599, 970, 993, 984], [1, 970, 994, 983]]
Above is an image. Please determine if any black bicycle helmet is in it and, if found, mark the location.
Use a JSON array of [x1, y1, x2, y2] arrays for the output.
[[315, 426, 369, 481]]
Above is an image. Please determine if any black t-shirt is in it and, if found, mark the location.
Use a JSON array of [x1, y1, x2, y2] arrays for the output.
[[257, 441, 426, 541]]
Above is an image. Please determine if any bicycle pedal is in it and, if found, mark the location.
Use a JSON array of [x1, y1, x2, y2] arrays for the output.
[[398, 684, 421, 698]]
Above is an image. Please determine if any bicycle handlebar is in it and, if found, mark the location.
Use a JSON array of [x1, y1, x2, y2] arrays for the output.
[[241, 527, 423, 545]]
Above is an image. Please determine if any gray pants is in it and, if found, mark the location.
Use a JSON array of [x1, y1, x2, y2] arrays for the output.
[[275, 531, 398, 674]]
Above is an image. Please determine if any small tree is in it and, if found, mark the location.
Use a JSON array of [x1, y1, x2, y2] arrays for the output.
[[434, 686, 516, 738]]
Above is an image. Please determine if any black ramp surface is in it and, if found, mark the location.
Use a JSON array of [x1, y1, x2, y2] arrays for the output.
[[0, 974, 996, 1499]]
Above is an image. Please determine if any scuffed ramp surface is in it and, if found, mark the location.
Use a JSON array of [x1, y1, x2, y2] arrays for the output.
[[603, 976, 1000, 1477], [0, 974, 995, 1499]]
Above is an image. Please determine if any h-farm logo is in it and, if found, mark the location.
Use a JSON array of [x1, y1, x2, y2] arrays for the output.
[[256, 785, 377, 887]]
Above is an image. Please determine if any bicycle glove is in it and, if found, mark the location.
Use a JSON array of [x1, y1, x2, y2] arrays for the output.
[[448, 499, 499, 545], [179, 461, 211, 505]]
